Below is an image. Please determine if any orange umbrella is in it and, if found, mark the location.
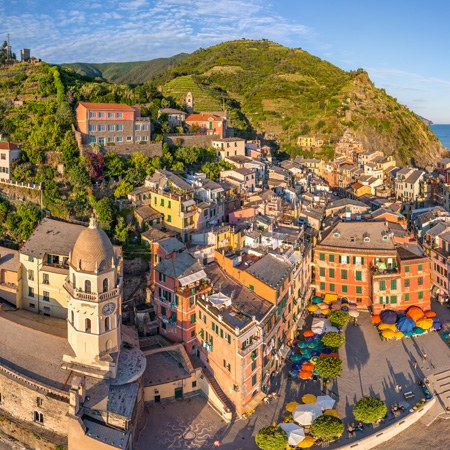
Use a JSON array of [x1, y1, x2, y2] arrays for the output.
[[371, 315, 381, 324], [297, 436, 314, 448], [406, 306, 424, 322], [302, 362, 315, 371], [425, 310, 436, 318], [299, 370, 313, 379], [303, 330, 314, 337]]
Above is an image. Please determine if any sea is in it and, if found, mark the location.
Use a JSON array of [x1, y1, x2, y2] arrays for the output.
[[430, 124, 450, 149]]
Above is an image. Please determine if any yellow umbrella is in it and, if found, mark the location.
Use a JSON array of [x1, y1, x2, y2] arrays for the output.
[[378, 323, 397, 331], [286, 401, 300, 412], [307, 304, 318, 312], [416, 318, 433, 330], [394, 331, 404, 339], [323, 409, 339, 418], [321, 308, 331, 315], [324, 293, 339, 303], [382, 330, 395, 339], [302, 394, 317, 404], [297, 436, 314, 448]]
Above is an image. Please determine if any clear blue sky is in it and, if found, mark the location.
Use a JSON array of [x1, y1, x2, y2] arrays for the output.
[[2, 0, 450, 122]]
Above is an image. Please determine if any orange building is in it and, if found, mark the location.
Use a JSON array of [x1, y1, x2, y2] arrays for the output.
[[314, 222, 430, 313], [185, 113, 227, 138], [75, 102, 151, 145]]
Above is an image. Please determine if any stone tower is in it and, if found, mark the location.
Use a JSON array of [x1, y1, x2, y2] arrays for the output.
[[186, 91, 194, 113], [63, 217, 122, 379]]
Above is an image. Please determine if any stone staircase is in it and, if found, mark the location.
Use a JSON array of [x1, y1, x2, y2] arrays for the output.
[[430, 367, 450, 411]]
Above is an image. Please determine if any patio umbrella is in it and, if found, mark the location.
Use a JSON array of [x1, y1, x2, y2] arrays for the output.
[[349, 309, 360, 318], [305, 337, 314, 343], [394, 331, 404, 339], [341, 306, 349, 312], [292, 362, 303, 371], [302, 393, 317, 404], [312, 296, 323, 304], [286, 401, 300, 412], [416, 318, 433, 330], [324, 293, 338, 303], [397, 316, 416, 333], [310, 350, 321, 357], [307, 304, 318, 313], [331, 303, 341, 310], [304, 330, 314, 337], [406, 306, 424, 322], [433, 321, 442, 331], [403, 331, 414, 337], [425, 310, 437, 318], [382, 330, 395, 339], [302, 362, 315, 371], [321, 348, 333, 355], [380, 309, 398, 324], [371, 315, 381, 324], [299, 370, 313, 379], [291, 354, 304, 362], [293, 404, 323, 425], [323, 409, 339, 418], [278, 423, 306, 447], [321, 308, 331, 315], [443, 331, 450, 339], [318, 302, 329, 309], [316, 395, 336, 410], [413, 327, 425, 335], [378, 323, 396, 331], [340, 297, 349, 304], [298, 436, 315, 448], [298, 341, 308, 348]]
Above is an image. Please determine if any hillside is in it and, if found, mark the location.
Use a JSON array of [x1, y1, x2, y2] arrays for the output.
[[62, 53, 188, 84], [159, 40, 443, 167]]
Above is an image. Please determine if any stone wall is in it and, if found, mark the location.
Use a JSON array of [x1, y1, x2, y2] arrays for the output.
[[164, 134, 219, 148], [0, 180, 42, 205], [0, 364, 69, 442], [104, 142, 162, 158]]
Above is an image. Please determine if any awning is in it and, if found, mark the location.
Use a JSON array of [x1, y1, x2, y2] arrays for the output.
[[179, 270, 207, 287], [182, 199, 196, 207]]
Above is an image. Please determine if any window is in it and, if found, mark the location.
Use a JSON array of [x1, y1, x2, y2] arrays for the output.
[[391, 279, 397, 290], [89, 112, 96, 118], [85, 280, 91, 293], [108, 112, 114, 118], [107, 136, 114, 143], [329, 254, 335, 262], [356, 271, 362, 281], [28, 255, 34, 262], [167, 215, 172, 223], [251, 360, 257, 371], [204, 209, 208, 217], [249, 285, 254, 292], [135, 124, 141, 131], [390, 295, 397, 304], [108, 124, 115, 131], [89, 136, 97, 143], [127, 136, 132, 141], [319, 253, 325, 261], [98, 137, 105, 144], [342, 285, 348, 293], [356, 286, 362, 294], [116, 136, 123, 142], [404, 293, 410, 302], [404, 279, 410, 288], [191, 314, 196, 323], [418, 277, 423, 286], [252, 374, 257, 386], [98, 112, 105, 118], [418, 291, 423, 300], [33, 411, 44, 424], [85, 318, 92, 333], [379, 280, 386, 290], [28, 287, 34, 298], [320, 282, 325, 291], [141, 135, 149, 141], [28, 269, 34, 281], [329, 283, 335, 291], [319, 267, 325, 277], [329, 268, 335, 278], [116, 112, 123, 118], [103, 278, 109, 292], [405, 265, 410, 273], [89, 124, 96, 132], [341, 269, 348, 280], [98, 124, 106, 131], [340, 256, 349, 264], [71, 311, 74, 324], [116, 124, 123, 131], [192, 381, 197, 388], [36, 397, 43, 407], [418, 264, 423, 272], [105, 317, 110, 332], [43, 291, 49, 302], [354, 256, 364, 264]]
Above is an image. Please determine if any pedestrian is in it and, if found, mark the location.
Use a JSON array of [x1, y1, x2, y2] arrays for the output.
[[213, 440, 221, 447], [413, 360, 418, 369], [423, 352, 427, 361]]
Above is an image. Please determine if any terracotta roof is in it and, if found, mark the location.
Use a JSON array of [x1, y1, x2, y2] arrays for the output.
[[78, 101, 135, 111], [0, 142, 20, 150], [185, 113, 221, 122]]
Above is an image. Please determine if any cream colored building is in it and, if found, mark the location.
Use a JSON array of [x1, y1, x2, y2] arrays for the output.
[[19, 218, 85, 318]]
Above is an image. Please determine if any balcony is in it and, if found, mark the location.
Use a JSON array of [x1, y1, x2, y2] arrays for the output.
[[238, 336, 262, 357], [177, 280, 211, 297], [64, 281, 121, 302]]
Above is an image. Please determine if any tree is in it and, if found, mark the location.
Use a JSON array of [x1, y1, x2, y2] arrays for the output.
[[114, 180, 134, 199], [104, 152, 126, 178], [311, 415, 344, 440], [314, 356, 342, 380], [329, 310, 350, 329], [114, 217, 129, 245], [95, 197, 115, 224], [16, 202, 41, 242], [255, 426, 287, 450], [353, 397, 387, 424], [321, 332, 346, 349]]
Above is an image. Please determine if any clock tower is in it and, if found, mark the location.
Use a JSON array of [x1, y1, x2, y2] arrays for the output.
[[63, 217, 122, 379]]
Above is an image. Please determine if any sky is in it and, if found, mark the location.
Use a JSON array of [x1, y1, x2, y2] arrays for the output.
[[2, 0, 450, 122]]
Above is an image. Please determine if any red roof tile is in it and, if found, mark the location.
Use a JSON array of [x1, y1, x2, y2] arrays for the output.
[[78, 102, 135, 111], [0, 142, 20, 150], [185, 113, 222, 122]]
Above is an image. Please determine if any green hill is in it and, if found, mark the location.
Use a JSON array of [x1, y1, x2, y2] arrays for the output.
[[62, 53, 188, 84], [159, 40, 443, 167]]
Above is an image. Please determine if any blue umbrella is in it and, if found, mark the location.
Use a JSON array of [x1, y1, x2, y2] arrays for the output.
[[292, 362, 303, 371], [305, 337, 314, 343], [313, 333, 323, 339], [321, 348, 333, 355], [397, 316, 416, 333], [380, 309, 398, 324], [310, 350, 321, 357], [341, 306, 349, 312], [433, 322, 442, 331], [312, 296, 323, 304], [443, 331, 450, 339]]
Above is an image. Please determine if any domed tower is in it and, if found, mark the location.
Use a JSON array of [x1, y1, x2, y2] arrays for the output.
[[63, 217, 122, 379], [185, 91, 194, 113]]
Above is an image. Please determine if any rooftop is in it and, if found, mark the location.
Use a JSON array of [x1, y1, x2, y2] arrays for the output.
[[83, 417, 130, 450], [20, 218, 85, 259], [159, 108, 187, 115], [185, 113, 221, 122], [155, 251, 204, 280], [78, 101, 135, 111], [141, 227, 178, 243], [0, 142, 20, 150], [135, 206, 162, 221], [158, 237, 186, 254], [143, 350, 191, 386], [0, 246, 19, 272], [246, 253, 292, 289]]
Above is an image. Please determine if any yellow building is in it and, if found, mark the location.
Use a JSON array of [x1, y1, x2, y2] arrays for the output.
[[0, 247, 21, 306], [19, 218, 85, 319]]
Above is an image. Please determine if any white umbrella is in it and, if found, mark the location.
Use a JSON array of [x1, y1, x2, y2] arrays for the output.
[[316, 395, 336, 410], [311, 318, 329, 334], [349, 309, 360, 318], [278, 423, 306, 446], [292, 404, 323, 425]]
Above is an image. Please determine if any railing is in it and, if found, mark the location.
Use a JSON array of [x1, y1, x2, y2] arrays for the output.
[[177, 281, 211, 297], [371, 266, 399, 275], [64, 282, 120, 302], [238, 336, 262, 357]]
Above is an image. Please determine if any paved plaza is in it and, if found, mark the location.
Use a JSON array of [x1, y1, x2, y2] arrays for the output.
[[138, 301, 450, 450]]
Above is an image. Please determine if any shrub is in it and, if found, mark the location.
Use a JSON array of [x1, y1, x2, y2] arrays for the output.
[[311, 415, 344, 440], [329, 310, 350, 328], [321, 332, 346, 349], [353, 397, 387, 424], [255, 426, 287, 450]]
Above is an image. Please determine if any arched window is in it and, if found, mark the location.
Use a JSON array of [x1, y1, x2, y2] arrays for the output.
[[85, 318, 91, 333], [85, 280, 91, 293], [103, 278, 109, 293], [71, 311, 74, 324], [72, 274, 76, 289], [105, 317, 110, 332]]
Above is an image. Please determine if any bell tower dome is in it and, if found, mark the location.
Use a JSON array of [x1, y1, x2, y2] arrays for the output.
[[63, 217, 122, 379]]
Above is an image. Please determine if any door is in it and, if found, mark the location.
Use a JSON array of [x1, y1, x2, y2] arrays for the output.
[[154, 395, 160, 403], [175, 387, 183, 400]]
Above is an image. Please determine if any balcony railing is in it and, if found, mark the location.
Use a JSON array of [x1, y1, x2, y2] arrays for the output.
[[64, 281, 120, 302], [371, 266, 399, 276], [177, 280, 210, 297], [238, 336, 261, 357]]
